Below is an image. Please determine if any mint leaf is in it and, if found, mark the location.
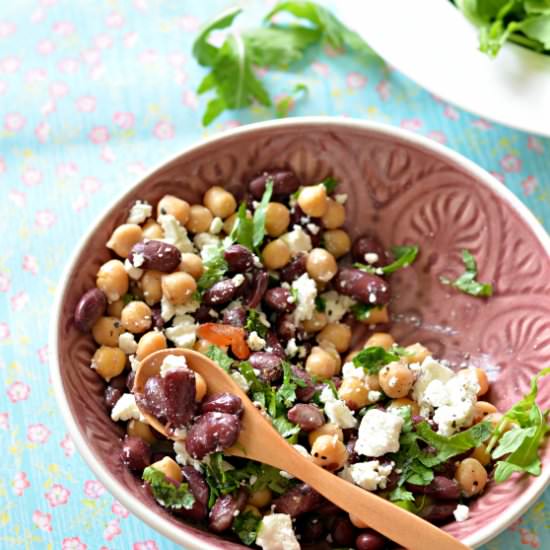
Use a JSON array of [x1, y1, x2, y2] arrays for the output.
[[252, 179, 274, 249], [355, 245, 419, 275], [197, 244, 229, 291], [142, 467, 195, 510], [440, 249, 493, 297], [205, 345, 234, 372], [352, 346, 399, 374], [232, 510, 261, 545]]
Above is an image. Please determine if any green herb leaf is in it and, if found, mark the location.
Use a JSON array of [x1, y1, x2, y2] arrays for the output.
[[275, 83, 309, 118], [205, 345, 234, 372], [252, 179, 274, 248], [232, 510, 261, 545], [352, 346, 399, 374], [245, 309, 269, 338], [320, 176, 338, 194], [315, 295, 326, 312], [440, 249, 493, 297], [355, 245, 419, 275], [122, 293, 137, 305], [197, 244, 229, 291], [142, 466, 195, 510], [351, 303, 376, 321], [230, 202, 254, 250], [272, 414, 301, 439], [388, 486, 415, 502]]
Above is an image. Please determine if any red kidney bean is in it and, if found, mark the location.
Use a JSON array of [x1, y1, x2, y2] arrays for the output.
[[176, 465, 209, 521], [292, 366, 315, 402], [109, 373, 127, 392], [297, 514, 325, 543], [346, 437, 360, 464], [355, 530, 387, 550], [202, 279, 239, 307], [276, 313, 296, 341], [332, 516, 356, 546], [195, 305, 219, 324], [384, 469, 400, 492], [136, 368, 196, 428], [121, 436, 151, 471], [420, 501, 458, 523], [265, 331, 285, 358], [201, 393, 243, 416], [222, 305, 247, 327], [129, 240, 181, 272], [334, 267, 390, 305], [209, 488, 248, 533], [185, 412, 241, 459], [150, 306, 164, 329], [352, 234, 390, 266], [406, 476, 460, 500], [104, 386, 122, 411], [74, 288, 107, 332], [273, 483, 325, 517], [224, 244, 254, 272], [264, 287, 295, 313], [287, 404, 324, 432], [290, 203, 308, 226], [248, 170, 300, 199], [245, 270, 268, 309], [279, 253, 307, 283], [249, 352, 283, 384]]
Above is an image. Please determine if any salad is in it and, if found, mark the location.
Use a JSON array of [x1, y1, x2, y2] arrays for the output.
[[73, 169, 548, 550]]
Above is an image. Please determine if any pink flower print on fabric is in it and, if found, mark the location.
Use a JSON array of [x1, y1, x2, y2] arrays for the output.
[[95, 34, 113, 50], [57, 162, 78, 178], [400, 118, 422, 131], [0, 20, 16, 38], [26, 68, 47, 84], [62, 537, 87, 550], [113, 111, 135, 129], [27, 423, 51, 444], [35, 121, 50, 143], [0, 272, 10, 292], [37, 39, 55, 55], [41, 100, 56, 116], [50, 81, 69, 98], [427, 131, 447, 144], [101, 145, 116, 163], [346, 72, 367, 89], [376, 80, 390, 101], [0, 80, 7, 95], [12, 472, 30, 496], [0, 322, 10, 341], [0, 413, 9, 430], [106, 12, 125, 28], [112, 500, 129, 518], [501, 154, 522, 173], [22, 167, 42, 186], [45, 483, 70, 507], [0, 56, 20, 73], [60, 433, 75, 457], [89, 126, 110, 144], [519, 528, 540, 548], [81, 177, 102, 193], [444, 105, 459, 120], [37, 345, 48, 364], [7, 381, 30, 402], [179, 15, 200, 32], [73, 195, 88, 212], [153, 120, 175, 140], [527, 135, 544, 154], [0, 156, 5, 172], [182, 90, 198, 109], [490, 171, 505, 183], [76, 96, 96, 113], [84, 480, 105, 499], [4, 112, 26, 132], [11, 291, 29, 311], [35, 209, 57, 228], [23, 255, 39, 275], [312, 62, 329, 76], [133, 541, 159, 550], [104, 519, 122, 541], [52, 21, 75, 36], [58, 58, 79, 74], [522, 176, 538, 196], [32, 510, 52, 532], [82, 48, 101, 67], [472, 118, 491, 130]]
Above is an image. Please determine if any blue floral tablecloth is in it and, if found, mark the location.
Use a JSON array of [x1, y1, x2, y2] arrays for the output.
[[0, 1, 548, 549]]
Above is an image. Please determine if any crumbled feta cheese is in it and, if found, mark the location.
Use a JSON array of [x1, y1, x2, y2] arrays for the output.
[[132, 252, 145, 268], [342, 361, 365, 381], [291, 273, 317, 323], [118, 332, 138, 355], [285, 338, 299, 357], [161, 296, 200, 322], [322, 291, 356, 323], [339, 460, 393, 491], [355, 409, 403, 457], [258, 311, 271, 327], [325, 399, 358, 428], [127, 200, 152, 224], [124, 258, 143, 280], [306, 222, 320, 235], [368, 390, 382, 402], [194, 232, 220, 260], [453, 504, 470, 522], [129, 354, 140, 372], [174, 440, 203, 471], [412, 357, 455, 403], [173, 427, 187, 438], [232, 273, 245, 287], [364, 252, 379, 264], [158, 214, 194, 253], [231, 371, 250, 392], [209, 216, 223, 234], [320, 385, 336, 404], [334, 193, 348, 204], [247, 331, 266, 351], [256, 514, 300, 550], [164, 314, 197, 348], [111, 393, 142, 422], [281, 226, 312, 256], [159, 354, 188, 377], [279, 470, 294, 480]]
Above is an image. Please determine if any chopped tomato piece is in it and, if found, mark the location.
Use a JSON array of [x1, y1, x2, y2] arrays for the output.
[[197, 323, 250, 360]]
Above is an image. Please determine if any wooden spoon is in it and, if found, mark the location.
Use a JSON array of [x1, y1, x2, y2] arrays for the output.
[[134, 348, 470, 550]]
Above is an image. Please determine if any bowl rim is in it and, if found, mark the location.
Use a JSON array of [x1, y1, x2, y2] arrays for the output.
[[49, 116, 550, 550]]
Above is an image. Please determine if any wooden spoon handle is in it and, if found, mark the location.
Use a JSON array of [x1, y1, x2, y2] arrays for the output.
[[275, 452, 470, 550]]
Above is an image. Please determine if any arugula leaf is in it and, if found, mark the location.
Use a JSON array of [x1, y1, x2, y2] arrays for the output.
[[142, 466, 195, 510], [230, 202, 254, 250], [205, 345, 234, 372], [197, 244, 229, 291], [440, 249, 493, 297], [275, 83, 309, 118], [252, 179, 273, 248], [320, 176, 338, 194], [232, 510, 261, 545], [352, 346, 399, 374], [245, 309, 269, 338], [355, 245, 419, 275]]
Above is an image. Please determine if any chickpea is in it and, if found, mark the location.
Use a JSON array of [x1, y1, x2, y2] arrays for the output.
[[378, 360, 415, 398], [302, 311, 328, 333], [338, 377, 371, 409], [248, 487, 272, 508], [106, 224, 143, 258], [223, 213, 238, 234], [297, 184, 328, 217], [365, 332, 394, 351], [92, 316, 124, 346], [306, 248, 338, 282], [387, 398, 420, 416], [365, 373, 381, 391], [96, 259, 129, 303], [308, 423, 344, 446], [323, 229, 351, 259], [140, 270, 162, 306], [107, 299, 125, 318], [264, 202, 290, 237], [317, 322, 352, 353], [178, 253, 204, 280], [127, 419, 156, 444], [403, 343, 431, 364], [203, 186, 237, 219], [194, 338, 212, 354], [262, 239, 291, 270], [344, 350, 359, 363], [305, 346, 339, 379], [349, 513, 369, 529], [473, 401, 497, 424], [357, 305, 389, 325], [157, 195, 190, 225], [321, 199, 345, 229], [454, 457, 488, 497], [136, 330, 166, 360], [195, 372, 207, 402], [186, 205, 213, 234], [142, 219, 163, 240], [150, 456, 182, 483], [121, 301, 152, 333], [311, 434, 348, 470], [91, 346, 126, 381], [475, 368, 489, 396], [161, 272, 196, 305], [470, 444, 491, 466], [322, 342, 342, 371]]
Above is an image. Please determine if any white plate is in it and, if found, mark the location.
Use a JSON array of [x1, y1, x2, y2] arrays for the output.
[[338, 0, 550, 136]]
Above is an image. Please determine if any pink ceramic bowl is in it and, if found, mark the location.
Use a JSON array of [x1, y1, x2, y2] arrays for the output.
[[50, 118, 550, 549]]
